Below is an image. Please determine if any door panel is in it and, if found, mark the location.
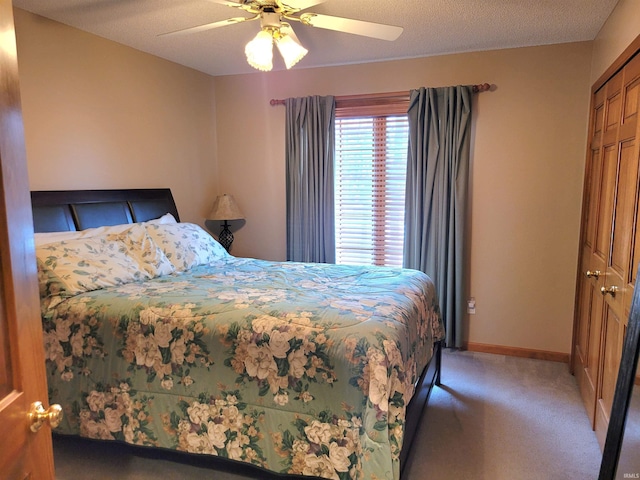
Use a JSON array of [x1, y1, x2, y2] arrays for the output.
[[625, 56, 640, 319], [609, 139, 638, 297], [595, 303, 623, 447], [581, 275, 603, 425], [574, 87, 607, 421], [576, 268, 594, 366], [584, 149, 603, 251], [611, 141, 637, 268], [0, 1, 55, 478], [620, 58, 640, 137], [596, 59, 640, 446], [594, 144, 617, 264], [600, 306, 622, 417], [604, 90, 621, 135], [586, 279, 604, 393], [0, 287, 12, 398], [574, 53, 640, 438]]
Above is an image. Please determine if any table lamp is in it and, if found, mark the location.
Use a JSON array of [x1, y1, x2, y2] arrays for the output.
[[208, 194, 244, 252]]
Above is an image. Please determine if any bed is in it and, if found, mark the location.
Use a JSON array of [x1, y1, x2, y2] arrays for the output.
[[31, 188, 444, 480]]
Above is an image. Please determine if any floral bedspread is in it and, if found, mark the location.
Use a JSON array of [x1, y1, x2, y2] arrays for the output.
[[42, 256, 444, 480]]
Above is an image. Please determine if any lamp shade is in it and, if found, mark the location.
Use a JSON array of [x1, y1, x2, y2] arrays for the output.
[[208, 194, 244, 221], [245, 30, 273, 72], [276, 24, 308, 69]]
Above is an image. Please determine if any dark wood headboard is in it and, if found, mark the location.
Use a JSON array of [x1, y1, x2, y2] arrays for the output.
[[31, 189, 180, 233]]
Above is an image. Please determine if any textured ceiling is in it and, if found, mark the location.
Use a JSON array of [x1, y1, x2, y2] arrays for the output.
[[13, 0, 619, 76]]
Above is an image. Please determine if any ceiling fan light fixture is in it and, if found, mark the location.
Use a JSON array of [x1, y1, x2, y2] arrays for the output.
[[159, 2, 405, 72], [275, 24, 308, 69], [245, 29, 273, 71]]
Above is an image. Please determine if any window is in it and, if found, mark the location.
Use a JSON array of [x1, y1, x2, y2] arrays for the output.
[[334, 94, 409, 267]]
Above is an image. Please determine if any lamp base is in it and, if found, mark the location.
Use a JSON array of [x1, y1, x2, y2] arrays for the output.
[[218, 221, 234, 252]]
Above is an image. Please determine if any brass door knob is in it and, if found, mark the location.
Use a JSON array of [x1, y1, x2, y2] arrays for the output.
[[601, 285, 619, 297], [28, 401, 63, 433], [586, 270, 601, 279]]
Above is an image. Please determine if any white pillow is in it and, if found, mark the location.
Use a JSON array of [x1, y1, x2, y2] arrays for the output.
[[34, 213, 178, 247], [154, 213, 178, 225], [34, 230, 86, 246], [36, 236, 152, 298], [107, 224, 175, 278], [145, 222, 229, 271]]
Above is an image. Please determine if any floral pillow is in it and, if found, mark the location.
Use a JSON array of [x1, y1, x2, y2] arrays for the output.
[[34, 212, 178, 248], [107, 224, 175, 278], [145, 222, 229, 271], [36, 236, 152, 298]]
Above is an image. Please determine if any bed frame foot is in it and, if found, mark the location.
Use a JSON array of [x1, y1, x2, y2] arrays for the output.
[[435, 340, 443, 386], [399, 339, 444, 477]]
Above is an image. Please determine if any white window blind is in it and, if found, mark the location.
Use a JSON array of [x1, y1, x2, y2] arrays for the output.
[[334, 114, 408, 267]]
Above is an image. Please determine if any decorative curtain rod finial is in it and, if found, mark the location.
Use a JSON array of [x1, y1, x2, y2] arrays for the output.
[[472, 83, 491, 93]]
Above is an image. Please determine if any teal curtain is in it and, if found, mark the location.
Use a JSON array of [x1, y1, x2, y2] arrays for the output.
[[285, 95, 336, 263], [403, 86, 472, 348]]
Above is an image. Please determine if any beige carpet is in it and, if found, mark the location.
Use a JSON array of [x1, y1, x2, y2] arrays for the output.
[[53, 350, 618, 479]]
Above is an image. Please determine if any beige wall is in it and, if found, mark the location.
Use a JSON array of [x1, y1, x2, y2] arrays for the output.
[[214, 43, 593, 354], [19, 3, 637, 355], [14, 9, 219, 225], [591, 0, 640, 84]]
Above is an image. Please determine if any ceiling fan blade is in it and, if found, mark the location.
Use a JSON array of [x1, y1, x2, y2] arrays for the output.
[[205, 0, 258, 14], [207, 0, 325, 12], [279, 0, 326, 11], [299, 13, 403, 41], [206, 0, 252, 7], [159, 16, 256, 37]]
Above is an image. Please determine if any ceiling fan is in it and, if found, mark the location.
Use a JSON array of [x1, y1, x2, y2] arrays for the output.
[[160, 0, 404, 71]]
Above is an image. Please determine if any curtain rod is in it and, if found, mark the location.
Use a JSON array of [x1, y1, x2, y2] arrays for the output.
[[269, 83, 491, 106]]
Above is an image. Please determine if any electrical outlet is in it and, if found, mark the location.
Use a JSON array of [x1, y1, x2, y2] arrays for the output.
[[467, 297, 476, 315]]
